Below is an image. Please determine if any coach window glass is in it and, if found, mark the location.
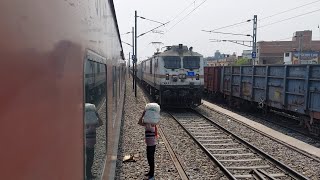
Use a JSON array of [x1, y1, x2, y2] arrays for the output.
[[84, 59, 107, 179]]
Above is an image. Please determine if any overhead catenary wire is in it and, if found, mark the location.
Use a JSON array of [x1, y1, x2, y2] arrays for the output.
[[205, 19, 252, 32], [260, 0, 320, 21], [138, 16, 166, 25], [203, 0, 320, 36], [135, 1, 198, 52], [143, 0, 198, 45], [138, 21, 170, 38], [207, 0, 320, 41], [169, 0, 198, 23], [165, 0, 208, 33], [222, 8, 320, 40], [210, 39, 252, 42], [203, 31, 252, 37], [259, 8, 320, 29], [121, 41, 133, 47]]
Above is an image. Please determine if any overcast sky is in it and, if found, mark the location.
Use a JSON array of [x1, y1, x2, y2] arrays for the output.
[[114, 0, 320, 61]]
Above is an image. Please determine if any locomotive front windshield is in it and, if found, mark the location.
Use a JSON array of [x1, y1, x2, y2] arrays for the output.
[[163, 56, 181, 69], [183, 56, 200, 69]]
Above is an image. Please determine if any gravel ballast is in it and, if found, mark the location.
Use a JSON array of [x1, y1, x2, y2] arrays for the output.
[[197, 105, 320, 180]]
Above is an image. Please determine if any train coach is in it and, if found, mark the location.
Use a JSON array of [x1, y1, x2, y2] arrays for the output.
[[204, 65, 320, 136], [137, 44, 204, 107], [0, 0, 126, 179]]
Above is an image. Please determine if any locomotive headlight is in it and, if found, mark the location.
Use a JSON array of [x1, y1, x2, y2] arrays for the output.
[[166, 74, 169, 80], [196, 74, 200, 80]]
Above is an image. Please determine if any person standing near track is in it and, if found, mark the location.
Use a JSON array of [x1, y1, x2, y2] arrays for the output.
[[138, 103, 160, 180]]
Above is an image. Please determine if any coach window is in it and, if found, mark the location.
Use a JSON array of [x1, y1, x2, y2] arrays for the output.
[[84, 58, 107, 180], [164, 56, 181, 69]]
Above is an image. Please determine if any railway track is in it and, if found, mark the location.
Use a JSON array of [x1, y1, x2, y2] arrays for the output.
[[253, 110, 320, 141], [201, 103, 320, 164], [204, 98, 320, 142], [168, 108, 309, 180]]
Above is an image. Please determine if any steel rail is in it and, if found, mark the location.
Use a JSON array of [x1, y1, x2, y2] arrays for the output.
[[168, 111, 237, 180], [158, 126, 190, 180], [192, 108, 309, 180]]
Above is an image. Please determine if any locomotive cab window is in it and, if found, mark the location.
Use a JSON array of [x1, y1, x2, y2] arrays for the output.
[[163, 56, 181, 69], [84, 58, 107, 180], [183, 56, 200, 69]]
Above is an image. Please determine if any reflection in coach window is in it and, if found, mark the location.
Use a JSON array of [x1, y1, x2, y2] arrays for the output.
[[84, 59, 107, 180]]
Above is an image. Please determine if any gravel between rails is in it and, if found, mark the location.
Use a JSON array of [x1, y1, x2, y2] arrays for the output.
[[115, 78, 180, 180], [160, 112, 230, 180], [197, 105, 320, 180]]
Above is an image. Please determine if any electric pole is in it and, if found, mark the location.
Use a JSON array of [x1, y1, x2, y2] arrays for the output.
[[128, 52, 130, 78], [131, 11, 165, 97], [134, 10, 138, 97], [132, 27, 134, 82], [252, 15, 257, 65]]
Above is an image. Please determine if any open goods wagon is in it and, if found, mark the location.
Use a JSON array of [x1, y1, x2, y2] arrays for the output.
[[204, 65, 320, 135]]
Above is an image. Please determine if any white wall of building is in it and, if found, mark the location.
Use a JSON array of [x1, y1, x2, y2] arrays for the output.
[[242, 50, 252, 59]]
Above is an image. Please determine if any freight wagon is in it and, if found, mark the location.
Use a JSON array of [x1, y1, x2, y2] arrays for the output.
[[204, 65, 320, 136]]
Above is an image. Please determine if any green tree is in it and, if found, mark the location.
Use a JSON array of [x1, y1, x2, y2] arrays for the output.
[[234, 58, 250, 65]]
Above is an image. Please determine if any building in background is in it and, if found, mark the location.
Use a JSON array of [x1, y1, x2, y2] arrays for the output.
[[214, 50, 224, 60], [206, 52, 237, 66], [257, 30, 320, 64]]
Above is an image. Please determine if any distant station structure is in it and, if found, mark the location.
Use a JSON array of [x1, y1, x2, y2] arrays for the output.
[[257, 30, 320, 64]]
